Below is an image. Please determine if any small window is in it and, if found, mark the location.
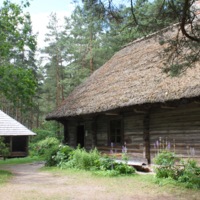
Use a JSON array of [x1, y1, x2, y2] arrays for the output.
[[110, 119, 122, 145]]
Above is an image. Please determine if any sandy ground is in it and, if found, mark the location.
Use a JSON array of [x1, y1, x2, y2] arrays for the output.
[[0, 163, 199, 200]]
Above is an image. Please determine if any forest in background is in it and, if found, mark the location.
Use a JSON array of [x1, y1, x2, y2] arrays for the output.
[[0, 0, 199, 139]]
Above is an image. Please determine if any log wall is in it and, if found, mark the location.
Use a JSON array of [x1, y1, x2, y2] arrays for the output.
[[64, 102, 200, 163], [150, 103, 200, 160], [96, 116, 108, 147], [84, 120, 93, 149], [123, 114, 144, 158], [67, 120, 78, 147]]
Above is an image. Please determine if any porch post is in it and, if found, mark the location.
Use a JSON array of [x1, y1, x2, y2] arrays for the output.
[[26, 136, 29, 156], [63, 121, 69, 144], [143, 112, 151, 164], [91, 117, 97, 148], [59, 119, 69, 144], [10, 136, 13, 154]]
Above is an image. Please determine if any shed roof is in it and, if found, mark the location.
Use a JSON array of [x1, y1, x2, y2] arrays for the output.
[[46, 24, 200, 120], [0, 110, 36, 136]]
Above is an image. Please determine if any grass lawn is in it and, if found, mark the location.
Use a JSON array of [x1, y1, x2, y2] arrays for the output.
[[0, 159, 199, 199], [0, 170, 12, 185], [0, 156, 43, 165], [42, 167, 200, 200]]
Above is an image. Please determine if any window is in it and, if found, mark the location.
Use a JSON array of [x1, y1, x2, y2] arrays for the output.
[[110, 119, 122, 144]]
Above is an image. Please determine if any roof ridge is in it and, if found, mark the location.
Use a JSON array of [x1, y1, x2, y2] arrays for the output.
[[123, 23, 180, 48]]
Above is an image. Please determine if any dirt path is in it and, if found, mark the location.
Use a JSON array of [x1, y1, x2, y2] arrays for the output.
[[0, 162, 76, 200], [0, 163, 199, 200]]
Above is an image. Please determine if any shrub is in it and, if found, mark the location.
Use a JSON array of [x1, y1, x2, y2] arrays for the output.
[[0, 137, 10, 159], [65, 148, 100, 170], [178, 160, 200, 189], [30, 137, 60, 157], [154, 151, 178, 166], [114, 163, 136, 175], [31, 122, 61, 143], [60, 148, 135, 175], [97, 156, 115, 171], [44, 145, 60, 166], [154, 151, 180, 179], [154, 151, 200, 189], [51, 145, 73, 167]]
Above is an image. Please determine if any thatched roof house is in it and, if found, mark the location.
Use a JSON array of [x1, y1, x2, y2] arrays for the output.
[[46, 24, 200, 120], [46, 23, 200, 164], [0, 110, 36, 157]]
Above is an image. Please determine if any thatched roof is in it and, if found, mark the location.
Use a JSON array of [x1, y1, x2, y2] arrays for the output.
[[46, 24, 200, 120], [0, 110, 36, 136]]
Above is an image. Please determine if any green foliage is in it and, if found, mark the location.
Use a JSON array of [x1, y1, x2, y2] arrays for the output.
[[92, 156, 135, 176], [30, 137, 60, 157], [114, 163, 136, 175], [44, 147, 136, 176], [0, 156, 42, 165], [0, 169, 12, 185], [154, 151, 181, 180], [154, 151, 178, 166], [0, 0, 38, 129], [65, 148, 100, 170], [178, 160, 200, 189], [47, 145, 73, 167], [162, 36, 200, 77], [154, 151, 200, 189], [43, 145, 60, 167], [0, 65, 37, 107], [93, 169, 121, 177], [0, 137, 10, 159], [31, 122, 59, 143], [97, 156, 115, 171]]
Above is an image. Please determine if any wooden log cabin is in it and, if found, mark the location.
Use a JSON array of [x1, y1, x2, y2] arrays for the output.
[[46, 22, 200, 164], [0, 110, 36, 157]]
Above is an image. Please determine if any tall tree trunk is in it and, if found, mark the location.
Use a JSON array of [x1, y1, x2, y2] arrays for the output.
[[89, 31, 94, 73]]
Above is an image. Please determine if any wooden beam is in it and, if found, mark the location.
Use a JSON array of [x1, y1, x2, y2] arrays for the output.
[[10, 136, 13, 153], [161, 105, 176, 109], [63, 121, 69, 144], [58, 119, 69, 144], [26, 136, 28, 156], [91, 117, 97, 148], [134, 109, 147, 114], [105, 113, 119, 116], [194, 101, 200, 104], [143, 113, 151, 164]]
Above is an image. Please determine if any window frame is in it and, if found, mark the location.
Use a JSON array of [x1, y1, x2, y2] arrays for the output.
[[108, 117, 123, 146]]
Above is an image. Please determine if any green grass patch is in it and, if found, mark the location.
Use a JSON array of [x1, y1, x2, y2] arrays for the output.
[[0, 169, 12, 185], [0, 156, 43, 165]]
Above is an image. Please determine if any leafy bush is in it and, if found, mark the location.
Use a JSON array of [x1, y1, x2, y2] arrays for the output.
[[114, 163, 136, 175], [59, 148, 135, 176], [41, 145, 136, 176], [97, 156, 115, 171], [95, 155, 135, 175], [154, 151, 178, 166], [154, 151, 200, 189], [50, 145, 73, 167], [178, 160, 200, 189], [31, 129, 55, 143], [0, 137, 10, 159], [30, 137, 60, 157], [154, 151, 180, 179], [44, 145, 60, 166], [31, 121, 61, 143], [65, 148, 100, 170]]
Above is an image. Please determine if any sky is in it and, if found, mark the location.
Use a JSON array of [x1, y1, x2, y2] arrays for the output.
[[0, 0, 77, 48]]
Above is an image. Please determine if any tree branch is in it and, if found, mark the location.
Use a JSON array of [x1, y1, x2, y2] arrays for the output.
[[180, 0, 200, 42]]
